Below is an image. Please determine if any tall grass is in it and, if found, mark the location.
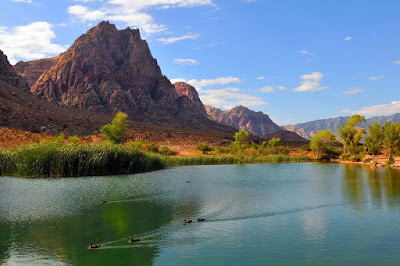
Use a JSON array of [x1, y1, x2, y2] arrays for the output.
[[0, 142, 165, 178], [164, 155, 311, 167]]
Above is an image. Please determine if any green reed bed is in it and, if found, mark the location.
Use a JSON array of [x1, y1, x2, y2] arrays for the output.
[[0, 142, 165, 178], [164, 154, 312, 167]]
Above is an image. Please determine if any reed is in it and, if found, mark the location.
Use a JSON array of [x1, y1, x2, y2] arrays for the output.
[[0, 142, 165, 178], [163, 154, 311, 167]]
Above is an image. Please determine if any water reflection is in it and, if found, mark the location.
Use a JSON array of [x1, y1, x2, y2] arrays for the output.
[[342, 164, 400, 211]]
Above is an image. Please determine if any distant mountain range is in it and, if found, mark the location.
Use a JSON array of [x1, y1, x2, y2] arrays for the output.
[[283, 114, 400, 140], [204, 105, 283, 137]]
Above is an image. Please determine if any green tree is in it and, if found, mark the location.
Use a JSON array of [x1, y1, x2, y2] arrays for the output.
[[232, 129, 250, 155], [365, 122, 383, 160], [382, 121, 400, 160], [100, 112, 128, 144], [310, 130, 337, 159], [268, 138, 281, 149], [338, 115, 366, 159]]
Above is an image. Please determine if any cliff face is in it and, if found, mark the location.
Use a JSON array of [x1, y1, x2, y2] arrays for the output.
[[0, 50, 29, 91], [14, 58, 56, 87], [173, 82, 208, 117], [0, 50, 111, 135], [205, 105, 283, 136], [30, 21, 223, 131]]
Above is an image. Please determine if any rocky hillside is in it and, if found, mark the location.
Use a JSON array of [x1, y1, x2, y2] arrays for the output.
[[263, 131, 309, 144], [0, 50, 111, 135], [284, 114, 400, 140], [205, 105, 283, 136], [173, 82, 207, 117], [31, 21, 231, 132], [14, 57, 56, 87], [0, 50, 29, 91]]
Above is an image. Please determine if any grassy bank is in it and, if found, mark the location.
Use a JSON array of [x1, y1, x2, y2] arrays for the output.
[[0, 142, 165, 178], [164, 154, 312, 167]]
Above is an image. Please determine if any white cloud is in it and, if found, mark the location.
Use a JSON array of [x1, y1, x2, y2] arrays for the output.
[[346, 101, 400, 116], [200, 87, 267, 110], [12, 0, 33, 3], [257, 85, 286, 93], [300, 50, 311, 55], [0, 22, 67, 64], [344, 36, 353, 41], [369, 75, 384, 80], [173, 58, 199, 65], [294, 72, 327, 92], [171, 76, 241, 90], [157, 34, 200, 44], [257, 76, 264, 80], [68, 0, 215, 35], [394, 61, 400, 65], [343, 88, 363, 95]]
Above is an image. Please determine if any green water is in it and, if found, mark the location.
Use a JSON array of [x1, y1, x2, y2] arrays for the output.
[[1, 163, 400, 265]]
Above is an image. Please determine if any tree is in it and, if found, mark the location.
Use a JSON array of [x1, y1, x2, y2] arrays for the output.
[[268, 138, 281, 149], [100, 112, 128, 144], [338, 115, 366, 158], [365, 122, 383, 160], [383, 121, 400, 160], [310, 130, 337, 159]]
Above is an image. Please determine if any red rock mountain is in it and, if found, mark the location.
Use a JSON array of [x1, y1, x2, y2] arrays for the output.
[[173, 82, 208, 117], [31, 21, 229, 131], [14, 57, 56, 87], [0, 49, 111, 135], [205, 105, 283, 137], [0, 50, 29, 91]]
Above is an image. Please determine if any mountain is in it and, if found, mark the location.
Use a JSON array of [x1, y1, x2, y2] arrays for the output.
[[264, 131, 309, 143], [205, 105, 283, 136], [0, 49, 111, 135], [173, 82, 208, 117], [31, 21, 230, 132], [284, 114, 400, 140], [0, 50, 29, 91], [14, 57, 56, 87]]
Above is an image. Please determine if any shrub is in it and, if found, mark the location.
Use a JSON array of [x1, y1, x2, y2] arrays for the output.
[[100, 112, 128, 144], [196, 143, 214, 154], [159, 146, 178, 156]]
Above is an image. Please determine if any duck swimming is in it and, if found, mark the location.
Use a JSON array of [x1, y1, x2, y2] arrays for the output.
[[88, 244, 101, 249], [183, 219, 193, 224], [197, 218, 205, 222], [130, 238, 141, 243], [101, 200, 107, 204]]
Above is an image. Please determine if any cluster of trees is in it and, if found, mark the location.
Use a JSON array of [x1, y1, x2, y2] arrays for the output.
[[215, 129, 289, 156], [309, 114, 400, 163], [365, 121, 400, 162]]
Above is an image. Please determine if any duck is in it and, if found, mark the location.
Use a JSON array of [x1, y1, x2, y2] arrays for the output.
[[101, 200, 107, 204], [130, 238, 141, 243], [186, 180, 191, 183], [183, 219, 193, 224], [88, 243, 101, 249], [197, 218, 205, 222]]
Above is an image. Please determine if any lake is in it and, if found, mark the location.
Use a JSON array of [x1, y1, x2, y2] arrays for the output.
[[1, 163, 400, 265]]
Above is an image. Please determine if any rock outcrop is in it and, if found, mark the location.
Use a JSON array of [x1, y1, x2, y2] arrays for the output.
[[205, 105, 282, 136], [31, 21, 229, 132], [14, 57, 56, 87], [173, 82, 208, 117], [0, 50, 29, 91]]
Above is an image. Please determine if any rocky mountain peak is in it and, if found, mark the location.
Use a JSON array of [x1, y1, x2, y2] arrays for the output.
[[0, 49, 29, 91], [173, 82, 208, 117], [29, 21, 233, 132], [205, 105, 283, 136]]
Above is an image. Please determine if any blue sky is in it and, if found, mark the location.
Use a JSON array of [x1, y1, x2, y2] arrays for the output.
[[1, 0, 400, 125]]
